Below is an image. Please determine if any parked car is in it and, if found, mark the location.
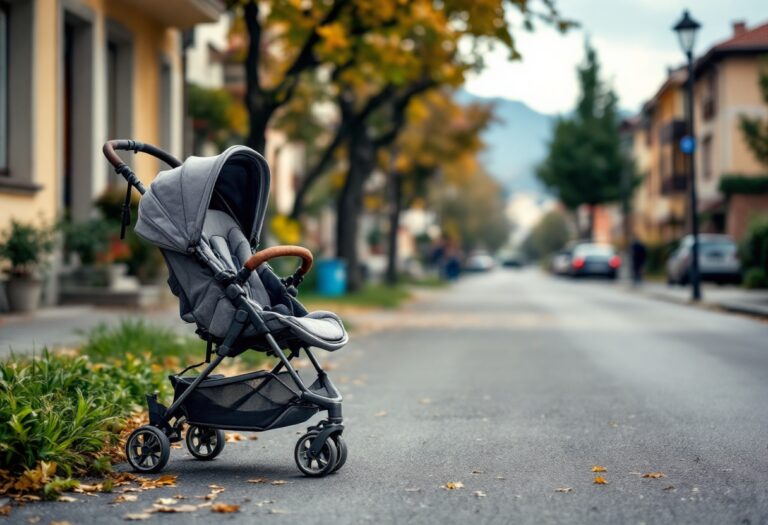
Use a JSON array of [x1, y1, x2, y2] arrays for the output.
[[666, 234, 741, 285], [500, 252, 525, 268], [568, 243, 620, 279], [464, 252, 496, 272]]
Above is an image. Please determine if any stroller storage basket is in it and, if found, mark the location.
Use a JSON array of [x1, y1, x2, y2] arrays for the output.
[[171, 370, 331, 431]]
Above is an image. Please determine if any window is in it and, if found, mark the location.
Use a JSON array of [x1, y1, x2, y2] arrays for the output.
[[702, 135, 712, 181], [0, 2, 8, 174]]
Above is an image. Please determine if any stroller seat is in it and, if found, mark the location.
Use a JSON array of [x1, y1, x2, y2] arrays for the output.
[[202, 210, 348, 351]]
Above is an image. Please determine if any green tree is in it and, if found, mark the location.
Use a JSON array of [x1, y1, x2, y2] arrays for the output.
[[739, 57, 768, 168], [521, 210, 571, 261], [536, 43, 627, 238]]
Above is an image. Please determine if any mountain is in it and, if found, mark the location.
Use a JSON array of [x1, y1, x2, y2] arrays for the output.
[[456, 90, 555, 194]]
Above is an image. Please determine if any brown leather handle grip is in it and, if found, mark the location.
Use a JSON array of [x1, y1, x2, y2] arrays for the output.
[[243, 245, 313, 275]]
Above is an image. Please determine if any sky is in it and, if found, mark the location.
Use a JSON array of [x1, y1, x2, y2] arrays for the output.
[[464, 0, 768, 115]]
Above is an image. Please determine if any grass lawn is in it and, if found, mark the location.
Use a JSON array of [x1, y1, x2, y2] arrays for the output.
[[299, 277, 447, 310]]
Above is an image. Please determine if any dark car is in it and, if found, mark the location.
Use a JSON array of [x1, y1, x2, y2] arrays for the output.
[[568, 243, 620, 279]]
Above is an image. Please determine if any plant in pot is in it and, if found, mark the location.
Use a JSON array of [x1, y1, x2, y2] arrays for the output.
[[0, 220, 55, 312], [62, 218, 127, 287]]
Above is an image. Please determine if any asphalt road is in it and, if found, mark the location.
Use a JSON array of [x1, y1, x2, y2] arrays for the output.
[[10, 270, 768, 524]]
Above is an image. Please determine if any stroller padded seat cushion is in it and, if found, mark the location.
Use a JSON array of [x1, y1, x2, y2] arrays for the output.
[[258, 310, 347, 351]]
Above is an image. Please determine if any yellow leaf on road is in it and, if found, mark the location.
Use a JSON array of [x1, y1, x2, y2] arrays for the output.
[[442, 482, 464, 490], [641, 472, 665, 479], [124, 514, 151, 521], [593, 476, 608, 485], [591, 466, 607, 473], [247, 478, 268, 484], [211, 503, 240, 513]]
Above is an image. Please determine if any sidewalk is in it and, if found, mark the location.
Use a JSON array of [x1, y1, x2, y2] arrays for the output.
[[635, 281, 768, 318]]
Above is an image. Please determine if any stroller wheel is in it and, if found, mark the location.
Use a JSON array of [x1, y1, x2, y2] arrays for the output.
[[185, 425, 225, 460], [126, 425, 171, 473], [331, 434, 347, 473], [294, 432, 338, 477]]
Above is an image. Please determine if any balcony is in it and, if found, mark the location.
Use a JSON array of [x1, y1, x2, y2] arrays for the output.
[[659, 120, 686, 145], [121, 0, 224, 29]]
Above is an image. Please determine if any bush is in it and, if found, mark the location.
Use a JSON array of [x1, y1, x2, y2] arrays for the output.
[[743, 268, 767, 289], [521, 211, 571, 261], [0, 351, 153, 477], [740, 215, 768, 288], [719, 175, 768, 195], [0, 220, 55, 277], [62, 218, 115, 266]]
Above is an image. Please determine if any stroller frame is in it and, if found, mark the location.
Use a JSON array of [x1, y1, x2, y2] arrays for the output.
[[103, 140, 346, 477]]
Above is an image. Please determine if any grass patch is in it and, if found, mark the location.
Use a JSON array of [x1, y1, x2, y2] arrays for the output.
[[300, 283, 413, 309], [1, 320, 271, 497]]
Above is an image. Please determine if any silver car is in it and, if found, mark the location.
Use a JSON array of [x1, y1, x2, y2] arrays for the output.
[[666, 234, 741, 285]]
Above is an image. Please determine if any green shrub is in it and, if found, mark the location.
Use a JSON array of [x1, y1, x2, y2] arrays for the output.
[[719, 175, 768, 195], [0, 220, 55, 277], [743, 268, 768, 289], [740, 215, 768, 288], [0, 351, 146, 476], [62, 218, 114, 266]]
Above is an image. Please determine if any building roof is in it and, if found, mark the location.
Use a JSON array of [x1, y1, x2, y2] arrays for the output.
[[696, 20, 768, 75]]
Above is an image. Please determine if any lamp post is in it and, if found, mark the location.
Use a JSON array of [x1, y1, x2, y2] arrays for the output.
[[673, 10, 702, 301]]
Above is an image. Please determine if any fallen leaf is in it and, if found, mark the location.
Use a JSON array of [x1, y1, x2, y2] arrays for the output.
[[662, 485, 676, 491], [112, 494, 138, 504], [593, 476, 608, 485], [124, 514, 152, 521], [641, 472, 665, 479], [225, 433, 246, 443], [442, 482, 464, 490], [208, 484, 225, 492], [211, 503, 240, 513], [473, 491, 487, 498], [57, 496, 78, 503], [153, 504, 198, 513], [554, 487, 573, 493], [27, 516, 40, 523], [247, 478, 268, 484], [139, 475, 177, 489], [0, 505, 10, 517], [249, 435, 259, 441], [174, 494, 186, 500], [271, 480, 287, 486], [374, 411, 388, 417], [471, 470, 483, 474], [591, 466, 607, 473], [50, 521, 71, 525], [155, 497, 176, 505], [269, 509, 290, 514]]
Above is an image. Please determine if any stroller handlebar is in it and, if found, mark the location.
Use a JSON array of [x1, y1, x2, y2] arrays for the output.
[[103, 140, 183, 195], [243, 246, 314, 276]]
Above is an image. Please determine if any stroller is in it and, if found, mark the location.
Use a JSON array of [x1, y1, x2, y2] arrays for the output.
[[102, 140, 348, 477]]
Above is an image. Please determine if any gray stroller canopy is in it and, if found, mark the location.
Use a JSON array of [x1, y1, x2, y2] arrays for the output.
[[135, 146, 271, 253]]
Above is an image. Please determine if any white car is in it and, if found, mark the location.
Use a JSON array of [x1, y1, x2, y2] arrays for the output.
[[666, 234, 741, 285]]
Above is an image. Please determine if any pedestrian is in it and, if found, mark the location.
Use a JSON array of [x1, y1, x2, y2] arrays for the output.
[[631, 238, 647, 285]]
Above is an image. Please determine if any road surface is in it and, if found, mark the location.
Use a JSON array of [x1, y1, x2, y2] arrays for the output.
[[9, 270, 768, 524]]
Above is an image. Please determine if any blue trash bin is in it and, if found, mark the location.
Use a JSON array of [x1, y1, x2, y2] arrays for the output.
[[316, 258, 347, 297]]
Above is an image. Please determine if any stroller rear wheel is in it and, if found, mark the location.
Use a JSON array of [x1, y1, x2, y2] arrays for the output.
[[126, 425, 171, 473], [294, 432, 338, 477], [185, 425, 225, 460]]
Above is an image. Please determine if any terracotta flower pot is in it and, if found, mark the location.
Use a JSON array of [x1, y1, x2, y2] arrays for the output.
[[6, 276, 43, 313]]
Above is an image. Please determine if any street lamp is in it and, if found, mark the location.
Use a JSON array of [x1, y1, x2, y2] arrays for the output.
[[673, 10, 702, 301]]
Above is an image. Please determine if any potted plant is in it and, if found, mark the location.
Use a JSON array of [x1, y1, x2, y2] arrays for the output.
[[0, 220, 55, 312]]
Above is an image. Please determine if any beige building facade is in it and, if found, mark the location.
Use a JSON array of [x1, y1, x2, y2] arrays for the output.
[[0, 0, 222, 227]]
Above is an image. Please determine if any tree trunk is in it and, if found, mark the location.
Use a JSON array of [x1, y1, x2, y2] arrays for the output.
[[336, 122, 375, 292], [246, 106, 270, 155], [385, 169, 403, 286]]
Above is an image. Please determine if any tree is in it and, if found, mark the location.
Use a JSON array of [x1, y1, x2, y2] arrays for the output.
[[187, 84, 247, 153], [383, 90, 494, 284], [739, 58, 768, 169], [521, 210, 571, 261], [536, 42, 628, 238]]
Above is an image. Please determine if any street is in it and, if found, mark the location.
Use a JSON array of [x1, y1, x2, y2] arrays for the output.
[[11, 269, 768, 524]]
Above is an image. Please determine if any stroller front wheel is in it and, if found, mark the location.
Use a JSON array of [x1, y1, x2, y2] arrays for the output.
[[331, 434, 347, 473], [185, 425, 225, 460], [294, 432, 338, 477], [126, 425, 171, 473]]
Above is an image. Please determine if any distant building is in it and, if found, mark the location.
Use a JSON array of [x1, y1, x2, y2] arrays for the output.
[[629, 20, 768, 245]]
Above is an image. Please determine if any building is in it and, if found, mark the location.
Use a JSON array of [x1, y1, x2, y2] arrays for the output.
[[0, 0, 223, 228], [630, 20, 768, 245], [693, 20, 768, 240]]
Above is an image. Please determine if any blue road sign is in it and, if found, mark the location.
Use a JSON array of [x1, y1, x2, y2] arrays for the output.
[[680, 135, 696, 154]]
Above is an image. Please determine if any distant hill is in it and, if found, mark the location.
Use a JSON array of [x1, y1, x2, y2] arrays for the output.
[[455, 90, 555, 194]]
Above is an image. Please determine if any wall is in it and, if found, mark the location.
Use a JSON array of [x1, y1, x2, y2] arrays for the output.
[[727, 194, 768, 241]]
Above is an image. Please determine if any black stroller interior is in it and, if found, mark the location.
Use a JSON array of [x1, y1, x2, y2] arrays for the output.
[[103, 140, 348, 477]]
